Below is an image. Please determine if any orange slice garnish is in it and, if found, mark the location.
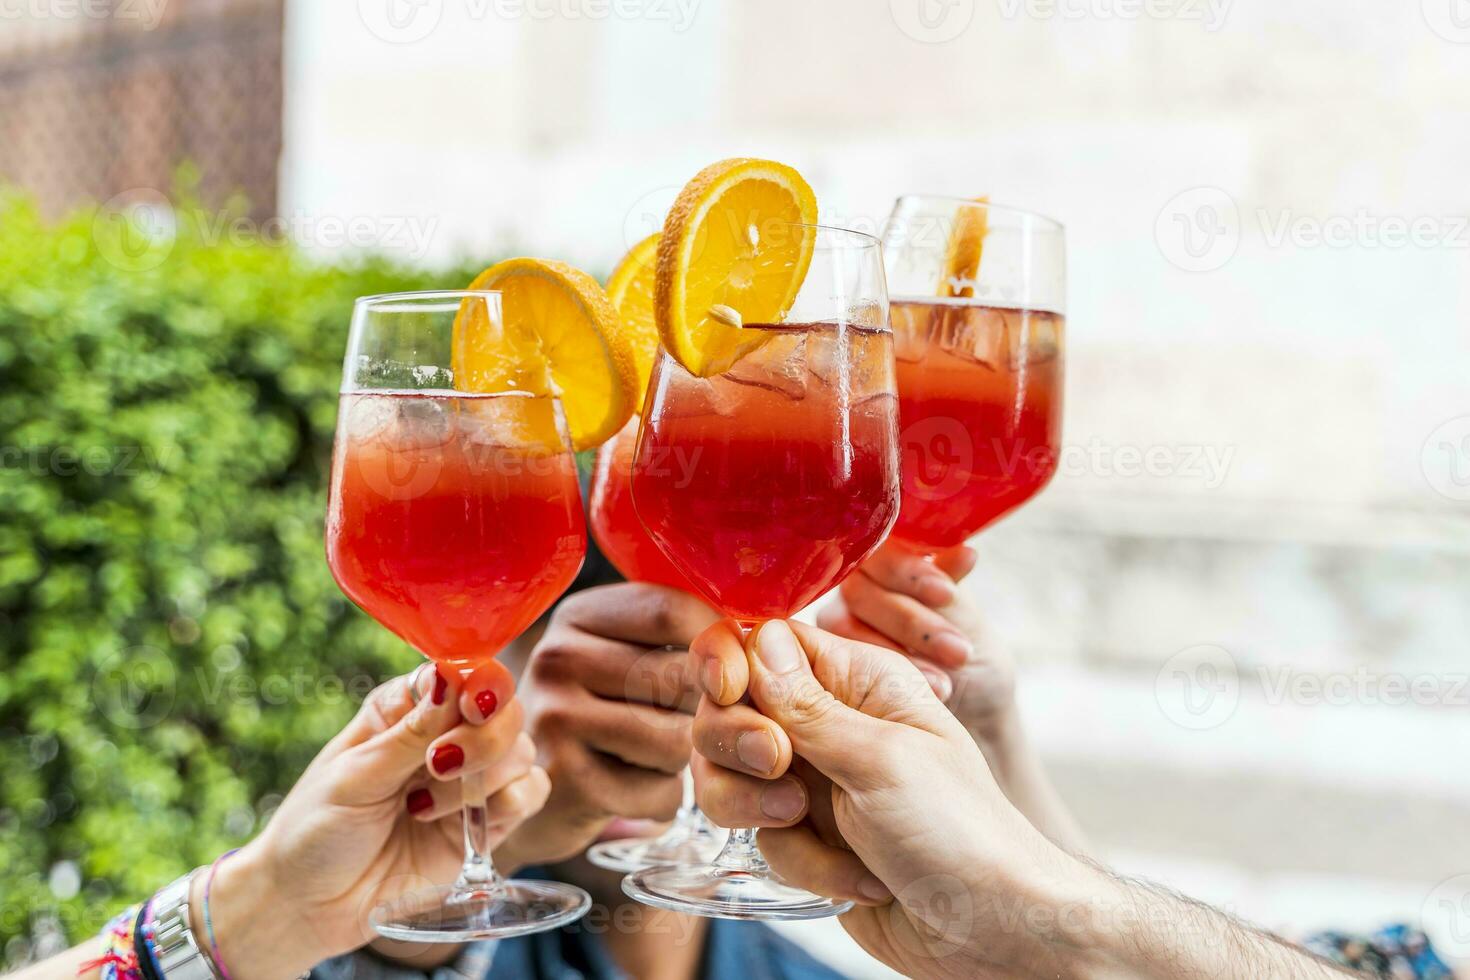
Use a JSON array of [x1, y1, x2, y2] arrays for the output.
[[453, 258, 638, 451], [940, 196, 990, 298], [654, 158, 819, 377]]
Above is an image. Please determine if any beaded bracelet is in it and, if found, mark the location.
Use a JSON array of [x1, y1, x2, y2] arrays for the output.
[[200, 849, 239, 980], [78, 904, 145, 980]]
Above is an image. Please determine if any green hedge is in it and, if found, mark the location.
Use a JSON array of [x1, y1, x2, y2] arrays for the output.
[[0, 187, 492, 964]]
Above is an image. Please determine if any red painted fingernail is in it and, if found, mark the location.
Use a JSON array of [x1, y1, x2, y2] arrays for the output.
[[432, 743, 464, 775], [432, 668, 448, 705], [475, 689, 498, 719], [406, 788, 433, 815]]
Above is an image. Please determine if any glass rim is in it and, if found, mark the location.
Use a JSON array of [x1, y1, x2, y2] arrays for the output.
[[354, 289, 503, 314], [892, 194, 1065, 233], [764, 220, 883, 250]]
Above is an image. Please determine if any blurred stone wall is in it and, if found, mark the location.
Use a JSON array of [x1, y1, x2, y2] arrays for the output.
[[0, 0, 283, 219]]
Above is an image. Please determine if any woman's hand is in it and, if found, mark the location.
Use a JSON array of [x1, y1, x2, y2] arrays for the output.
[[205, 664, 549, 978]]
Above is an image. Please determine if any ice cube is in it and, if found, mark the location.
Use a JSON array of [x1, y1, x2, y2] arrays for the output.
[[381, 395, 452, 452], [938, 305, 1005, 369], [890, 301, 938, 364], [725, 328, 808, 401], [344, 393, 395, 443]]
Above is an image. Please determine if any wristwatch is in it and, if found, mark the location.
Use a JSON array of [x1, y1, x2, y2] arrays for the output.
[[146, 871, 220, 980]]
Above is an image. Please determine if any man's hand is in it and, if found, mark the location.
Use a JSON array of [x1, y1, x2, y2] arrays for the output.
[[691, 620, 1352, 980], [495, 582, 720, 872]]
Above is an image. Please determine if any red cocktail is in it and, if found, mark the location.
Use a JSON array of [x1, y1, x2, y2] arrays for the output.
[[881, 196, 1067, 553], [633, 324, 899, 621], [327, 390, 585, 671], [589, 414, 692, 591], [890, 300, 1064, 550]]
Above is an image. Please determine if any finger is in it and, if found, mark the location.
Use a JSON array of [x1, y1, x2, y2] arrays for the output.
[[535, 692, 692, 773], [817, 603, 954, 701], [407, 733, 537, 822], [760, 824, 892, 906], [692, 698, 793, 779], [333, 664, 438, 749], [335, 666, 463, 799], [458, 660, 516, 724], [933, 544, 978, 582], [743, 621, 954, 790], [860, 542, 960, 608], [546, 741, 684, 821], [689, 618, 750, 705], [425, 702, 529, 781], [839, 572, 974, 669], [485, 766, 552, 834], [691, 754, 808, 828], [816, 599, 903, 652], [531, 633, 699, 713], [556, 582, 720, 648]]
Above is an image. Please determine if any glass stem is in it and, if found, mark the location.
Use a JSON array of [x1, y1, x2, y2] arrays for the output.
[[711, 827, 769, 873], [675, 766, 700, 822], [456, 766, 501, 895], [705, 620, 771, 873]]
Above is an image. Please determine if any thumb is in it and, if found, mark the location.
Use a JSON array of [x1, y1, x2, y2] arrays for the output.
[[333, 665, 463, 800], [744, 620, 953, 791]]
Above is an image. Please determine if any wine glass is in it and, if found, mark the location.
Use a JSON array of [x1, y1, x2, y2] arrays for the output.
[[583, 415, 725, 873], [325, 290, 592, 940], [881, 196, 1066, 553], [624, 225, 900, 919]]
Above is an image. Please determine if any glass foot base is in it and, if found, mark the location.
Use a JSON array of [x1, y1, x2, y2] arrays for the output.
[[587, 824, 725, 874], [370, 879, 592, 942], [623, 863, 854, 921]]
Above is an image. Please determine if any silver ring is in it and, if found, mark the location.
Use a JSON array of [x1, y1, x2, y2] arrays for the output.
[[407, 663, 432, 705]]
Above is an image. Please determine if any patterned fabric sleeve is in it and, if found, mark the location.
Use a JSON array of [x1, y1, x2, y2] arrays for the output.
[[1302, 924, 1454, 979]]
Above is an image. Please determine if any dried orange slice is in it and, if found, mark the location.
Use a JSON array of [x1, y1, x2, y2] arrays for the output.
[[604, 232, 661, 395], [453, 258, 638, 451], [654, 158, 818, 377], [940, 197, 990, 298]]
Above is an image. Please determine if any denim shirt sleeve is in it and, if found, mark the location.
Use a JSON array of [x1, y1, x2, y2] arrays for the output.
[[309, 941, 498, 980]]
